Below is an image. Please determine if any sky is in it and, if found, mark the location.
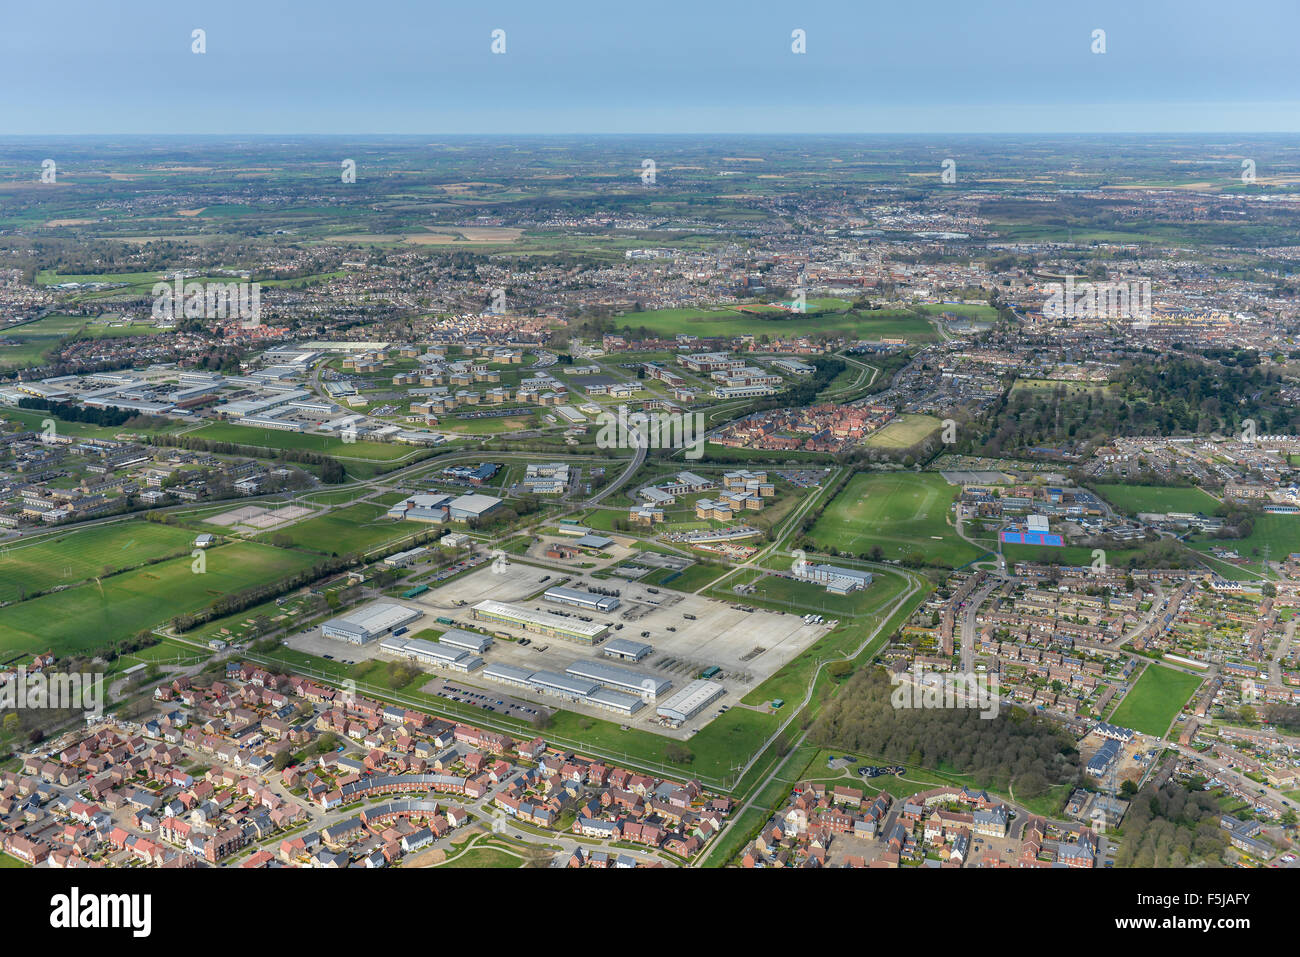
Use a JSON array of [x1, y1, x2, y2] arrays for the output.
[[2, 0, 1299, 135]]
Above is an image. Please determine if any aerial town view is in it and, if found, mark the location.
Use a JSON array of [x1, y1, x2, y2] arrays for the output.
[[0, 0, 1290, 935]]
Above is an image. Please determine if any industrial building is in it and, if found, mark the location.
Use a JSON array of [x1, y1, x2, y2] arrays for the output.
[[379, 634, 483, 673], [323, 603, 423, 644], [656, 679, 725, 724], [794, 563, 874, 595], [448, 493, 502, 522], [542, 585, 621, 613], [481, 663, 643, 715], [436, 628, 493, 655], [603, 638, 653, 662], [564, 659, 671, 700], [387, 494, 453, 523], [384, 546, 429, 567], [472, 599, 609, 644]]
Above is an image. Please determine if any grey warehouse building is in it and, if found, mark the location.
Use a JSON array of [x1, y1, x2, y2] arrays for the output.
[[603, 638, 653, 662], [564, 660, 671, 700], [656, 679, 725, 724], [322, 603, 423, 644], [543, 586, 620, 613]]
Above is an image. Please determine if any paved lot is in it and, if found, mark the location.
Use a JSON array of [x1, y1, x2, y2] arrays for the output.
[[284, 562, 830, 735]]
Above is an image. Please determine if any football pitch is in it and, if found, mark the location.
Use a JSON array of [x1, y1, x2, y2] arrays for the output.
[[0, 521, 197, 603], [807, 473, 985, 567], [1095, 484, 1220, 517], [0, 541, 319, 657]]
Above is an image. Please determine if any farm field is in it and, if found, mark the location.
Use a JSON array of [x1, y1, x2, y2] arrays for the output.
[[0, 541, 319, 657], [0, 315, 93, 369], [807, 473, 983, 567], [1108, 663, 1203, 737], [619, 302, 938, 341], [258, 502, 414, 555], [0, 521, 197, 603], [1095, 484, 1220, 516]]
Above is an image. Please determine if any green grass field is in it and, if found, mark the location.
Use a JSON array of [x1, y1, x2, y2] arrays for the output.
[[1095, 484, 1220, 517], [618, 302, 939, 341], [1187, 514, 1300, 575], [1108, 663, 1203, 737], [0, 315, 91, 369], [710, 567, 889, 617], [435, 845, 523, 868], [0, 541, 319, 656], [0, 521, 197, 603], [808, 473, 984, 567], [864, 413, 943, 449], [257, 503, 414, 555], [190, 422, 414, 460]]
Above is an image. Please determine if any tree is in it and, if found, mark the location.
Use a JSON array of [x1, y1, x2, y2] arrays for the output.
[[664, 743, 694, 764]]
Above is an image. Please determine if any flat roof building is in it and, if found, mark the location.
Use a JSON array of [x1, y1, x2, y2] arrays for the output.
[[323, 603, 423, 644], [656, 679, 725, 724], [603, 638, 653, 662], [480, 662, 644, 715], [472, 599, 609, 644], [437, 628, 493, 655], [564, 659, 671, 700], [795, 563, 874, 595], [379, 635, 482, 673], [543, 585, 621, 613], [448, 493, 503, 522]]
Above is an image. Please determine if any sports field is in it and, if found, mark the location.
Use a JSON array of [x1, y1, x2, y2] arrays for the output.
[[1108, 663, 1203, 737], [807, 473, 984, 567], [1095, 484, 1220, 516], [259, 502, 414, 555], [864, 413, 943, 449], [0, 541, 319, 657], [0, 521, 197, 603]]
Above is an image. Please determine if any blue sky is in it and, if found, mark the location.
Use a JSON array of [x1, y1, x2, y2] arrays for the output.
[[3, 0, 1298, 134]]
